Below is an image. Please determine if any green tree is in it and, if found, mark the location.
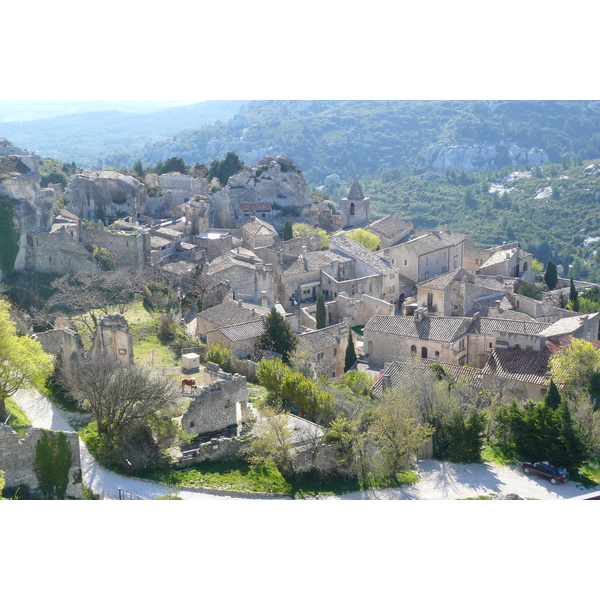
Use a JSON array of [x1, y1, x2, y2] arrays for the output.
[[543, 379, 562, 410], [345, 228, 380, 251], [292, 223, 329, 248], [568, 275, 580, 311], [257, 359, 292, 396], [206, 343, 236, 373], [549, 337, 600, 400], [344, 330, 357, 373], [256, 307, 298, 363], [315, 293, 326, 329], [544, 260, 558, 290], [33, 431, 72, 499], [282, 220, 293, 241], [208, 151, 244, 186], [0, 299, 53, 421], [158, 157, 188, 175], [132, 159, 144, 179], [518, 280, 542, 300]]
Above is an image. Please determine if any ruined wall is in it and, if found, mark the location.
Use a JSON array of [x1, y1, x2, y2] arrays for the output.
[[80, 226, 150, 270], [0, 425, 82, 499], [181, 365, 249, 436], [88, 313, 134, 365]]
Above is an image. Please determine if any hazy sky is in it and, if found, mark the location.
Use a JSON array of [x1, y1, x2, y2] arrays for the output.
[[4, 2, 595, 102]]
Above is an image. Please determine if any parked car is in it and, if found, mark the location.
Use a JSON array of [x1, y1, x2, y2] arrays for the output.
[[520, 461, 569, 484]]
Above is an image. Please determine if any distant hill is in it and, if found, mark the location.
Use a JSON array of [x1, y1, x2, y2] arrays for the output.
[[140, 100, 600, 184], [0, 100, 245, 167]]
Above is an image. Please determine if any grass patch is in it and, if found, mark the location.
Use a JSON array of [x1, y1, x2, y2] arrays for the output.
[[147, 459, 293, 495], [459, 493, 498, 500], [4, 398, 31, 430], [481, 443, 521, 465]]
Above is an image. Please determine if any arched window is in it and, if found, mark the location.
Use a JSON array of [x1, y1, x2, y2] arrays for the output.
[[350, 202, 355, 216], [410, 345, 417, 354], [421, 347, 428, 358]]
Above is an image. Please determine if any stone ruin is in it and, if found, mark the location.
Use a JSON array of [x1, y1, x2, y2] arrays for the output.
[[88, 312, 134, 365]]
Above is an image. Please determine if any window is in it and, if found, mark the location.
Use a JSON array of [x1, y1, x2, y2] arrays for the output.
[[333, 348, 337, 357], [403, 259, 408, 266], [459, 338, 465, 351], [317, 352, 324, 361], [523, 262, 528, 272], [350, 202, 355, 216], [410, 345, 417, 354], [435, 351, 440, 358], [421, 347, 428, 358], [427, 292, 433, 308]]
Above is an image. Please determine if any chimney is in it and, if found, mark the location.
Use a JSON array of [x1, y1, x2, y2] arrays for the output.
[[382, 374, 392, 390]]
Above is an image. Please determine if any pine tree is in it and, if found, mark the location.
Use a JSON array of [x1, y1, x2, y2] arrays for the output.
[[282, 220, 293, 241], [544, 260, 558, 290], [256, 307, 298, 363], [344, 330, 357, 373], [315, 293, 326, 329]]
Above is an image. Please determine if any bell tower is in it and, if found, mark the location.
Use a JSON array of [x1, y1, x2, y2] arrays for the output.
[[340, 179, 370, 229]]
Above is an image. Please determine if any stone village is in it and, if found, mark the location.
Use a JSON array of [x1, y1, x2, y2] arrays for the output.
[[1, 137, 598, 497]]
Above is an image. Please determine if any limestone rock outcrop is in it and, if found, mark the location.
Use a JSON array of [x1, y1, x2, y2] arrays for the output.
[[64, 170, 147, 220], [424, 142, 548, 171], [0, 141, 57, 278]]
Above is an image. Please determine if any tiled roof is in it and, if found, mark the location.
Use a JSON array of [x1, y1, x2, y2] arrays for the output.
[[472, 275, 518, 291], [400, 230, 467, 255], [242, 217, 277, 236], [418, 268, 471, 291], [281, 250, 352, 276], [365, 215, 411, 240], [479, 247, 518, 268], [197, 300, 270, 328], [538, 314, 597, 338], [364, 315, 471, 343], [468, 317, 549, 336], [371, 358, 482, 397], [329, 232, 397, 275], [208, 248, 262, 274], [481, 348, 551, 386], [210, 319, 264, 342], [298, 323, 349, 355]]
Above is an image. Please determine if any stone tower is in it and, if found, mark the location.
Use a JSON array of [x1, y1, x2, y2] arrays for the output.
[[340, 179, 371, 229]]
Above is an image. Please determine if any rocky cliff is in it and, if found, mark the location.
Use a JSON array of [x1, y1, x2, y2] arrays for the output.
[[64, 170, 147, 220], [424, 142, 549, 171]]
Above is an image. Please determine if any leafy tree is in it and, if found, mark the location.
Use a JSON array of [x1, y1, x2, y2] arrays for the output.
[[370, 394, 435, 476], [249, 405, 295, 475], [0, 298, 53, 421], [282, 220, 293, 241], [315, 293, 326, 329], [544, 260, 558, 290], [255, 307, 298, 363], [549, 338, 600, 400], [33, 431, 72, 499], [344, 330, 357, 373], [206, 343, 236, 373], [518, 280, 542, 300], [345, 228, 380, 251], [257, 359, 292, 396], [292, 223, 329, 248]]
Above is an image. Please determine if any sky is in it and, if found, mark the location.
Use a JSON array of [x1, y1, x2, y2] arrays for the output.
[[4, 1, 597, 593], [4, 1, 598, 102]]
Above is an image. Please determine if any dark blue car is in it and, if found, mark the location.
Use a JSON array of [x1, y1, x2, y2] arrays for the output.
[[521, 461, 569, 484]]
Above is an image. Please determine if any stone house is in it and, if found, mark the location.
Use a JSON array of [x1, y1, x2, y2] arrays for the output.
[[363, 312, 472, 366], [340, 180, 371, 229], [239, 202, 273, 220], [474, 243, 535, 283], [415, 268, 518, 317], [379, 229, 467, 283], [364, 215, 413, 249], [195, 299, 271, 341], [297, 322, 350, 379], [329, 232, 406, 307], [207, 247, 275, 306], [204, 319, 264, 358], [480, 347, 553, 402], [240, 216, 279, 250]]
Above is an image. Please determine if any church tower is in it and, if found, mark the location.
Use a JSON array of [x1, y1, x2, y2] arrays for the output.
[[340, 179, 371, 229]]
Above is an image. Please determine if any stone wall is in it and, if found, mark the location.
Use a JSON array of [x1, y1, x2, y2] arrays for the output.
[[88, 313, 134, 365], [0, 424, 82, 499], [182, 365, 250, 436]]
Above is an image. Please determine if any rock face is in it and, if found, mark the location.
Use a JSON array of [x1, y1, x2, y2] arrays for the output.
[[224, 157, 311, 222], [424, 142, 548, 171], [0, 141, 57, 278], [64, 170, 147, 220]]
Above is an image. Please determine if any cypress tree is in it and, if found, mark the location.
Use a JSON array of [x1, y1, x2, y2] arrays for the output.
[[569, 275, 580, 311], [282, 220, 293, 241], [344, 330, 357, 373], [544, 260, 558, 290], [543, 379, 562, 411], [315, 293, 326, 329]]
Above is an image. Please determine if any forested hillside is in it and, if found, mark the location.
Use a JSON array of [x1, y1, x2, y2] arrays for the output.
[[141, 100, 600, 183], [0, 100, 245, 168]]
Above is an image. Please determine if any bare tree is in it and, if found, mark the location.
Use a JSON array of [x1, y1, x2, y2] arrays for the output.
[[61, 357, 180, 437]]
